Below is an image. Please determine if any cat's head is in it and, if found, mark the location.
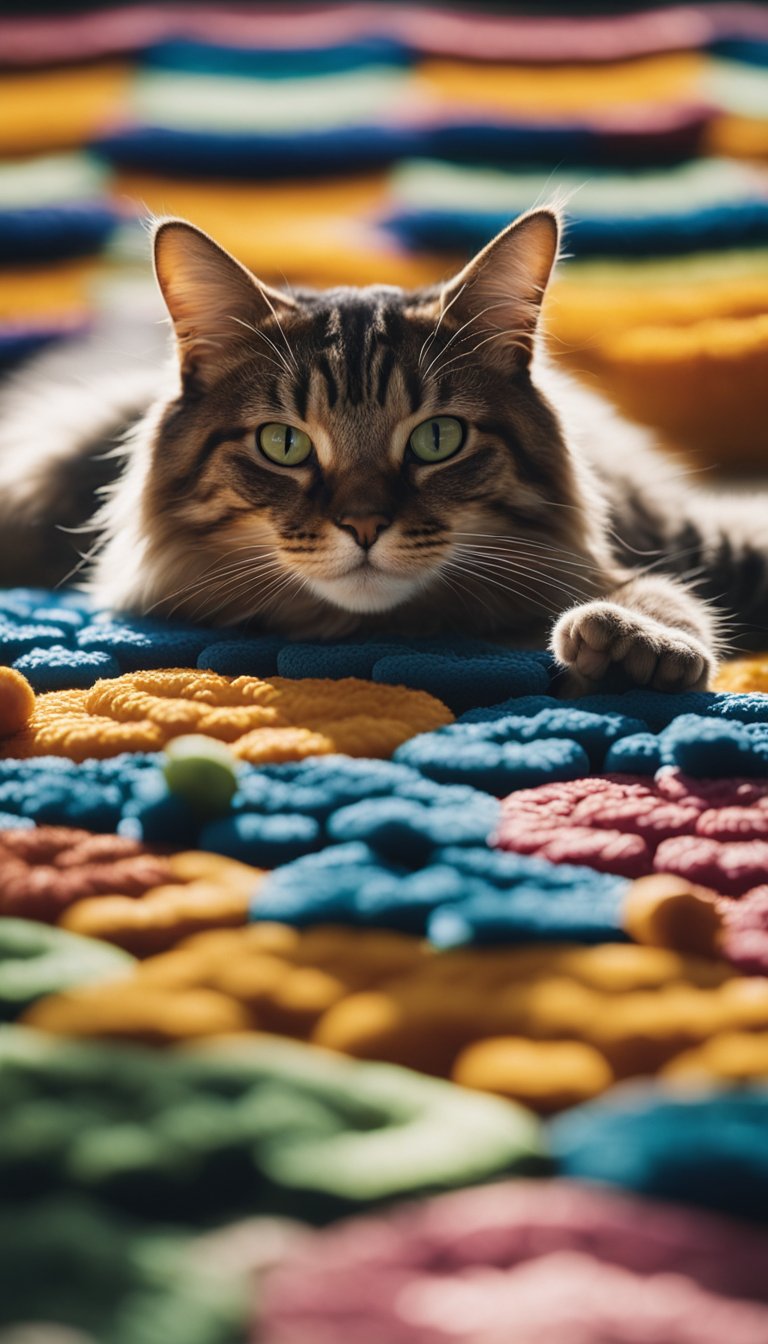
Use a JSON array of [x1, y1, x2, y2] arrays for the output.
[[139, 210, 599, 633]]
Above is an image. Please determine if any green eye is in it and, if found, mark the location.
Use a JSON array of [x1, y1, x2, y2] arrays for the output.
[[258, 423, 313, 466], [409, 416, 464, 463]]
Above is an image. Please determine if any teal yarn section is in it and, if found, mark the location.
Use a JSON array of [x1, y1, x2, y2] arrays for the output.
[[550, 1086, 768, 1222]]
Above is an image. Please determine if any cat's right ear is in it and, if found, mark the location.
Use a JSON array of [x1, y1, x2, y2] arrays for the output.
[[153, 218, 295, 390]]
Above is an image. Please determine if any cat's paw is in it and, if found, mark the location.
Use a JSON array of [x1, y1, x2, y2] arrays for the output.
[[551, 601, 713, 691]]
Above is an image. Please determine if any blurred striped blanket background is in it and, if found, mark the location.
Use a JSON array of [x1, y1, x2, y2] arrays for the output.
[[2, 2, 768, 468]]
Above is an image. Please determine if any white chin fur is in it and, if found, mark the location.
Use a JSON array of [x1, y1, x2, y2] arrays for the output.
[[305, 568, 421, 613]]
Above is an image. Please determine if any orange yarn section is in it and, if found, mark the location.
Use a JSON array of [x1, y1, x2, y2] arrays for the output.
[[61, 851, 262, 957], [0, 667, 35, 738], [24, 925, 768, 1112], [707, 113, 768, 161], [0, 826, 262, 955], [3, 669, 453, 763], [547, 291, 768, 469], [714, 654, 768, 693], [586, 314, 768, 469]]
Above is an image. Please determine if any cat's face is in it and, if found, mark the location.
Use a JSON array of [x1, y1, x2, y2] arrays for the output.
[[145, 213, 599, 634]]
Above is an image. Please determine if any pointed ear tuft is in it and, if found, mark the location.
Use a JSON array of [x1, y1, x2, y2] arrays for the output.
[[438, 208, 560, 370], [153, 218, 294, 389]]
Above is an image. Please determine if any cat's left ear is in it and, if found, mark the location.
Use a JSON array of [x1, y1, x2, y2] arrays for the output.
[[437, 208, 560, 370], [153, 218, 296, 389]]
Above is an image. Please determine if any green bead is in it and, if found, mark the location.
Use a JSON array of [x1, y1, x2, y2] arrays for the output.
[[163, 735, 239, 816]]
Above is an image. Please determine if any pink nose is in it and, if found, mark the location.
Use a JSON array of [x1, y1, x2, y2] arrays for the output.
[[336, 513, 392, 550]]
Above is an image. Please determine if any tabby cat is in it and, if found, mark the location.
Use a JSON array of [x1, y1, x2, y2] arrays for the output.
[[1, 209, 766, 690]]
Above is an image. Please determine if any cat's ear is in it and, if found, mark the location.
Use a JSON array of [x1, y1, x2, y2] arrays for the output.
[[153, 218, 295, 389], [437, 208, 560, 370]]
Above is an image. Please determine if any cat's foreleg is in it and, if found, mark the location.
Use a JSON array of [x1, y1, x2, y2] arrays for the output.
[[550, 573, 718, 691]]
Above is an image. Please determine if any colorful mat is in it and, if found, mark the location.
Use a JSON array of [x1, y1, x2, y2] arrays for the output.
[[0, 584, 767, 1339], [3, 7, 768, 1339]]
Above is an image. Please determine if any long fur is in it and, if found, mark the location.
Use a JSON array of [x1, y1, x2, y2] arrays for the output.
[[0, 212, 765, 690]]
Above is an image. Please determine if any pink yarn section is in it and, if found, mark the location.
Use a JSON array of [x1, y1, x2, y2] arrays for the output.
[[496, 770, 768, 895], [262, 1179, 768, 1344], [721, 884, 768, 973]]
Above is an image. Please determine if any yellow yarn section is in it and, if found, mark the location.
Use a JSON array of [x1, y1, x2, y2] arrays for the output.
[[0, 667, 35, 738], [24, 924, 768, 1112], [2, 668, 453, 763], [548, 260, 768, 346], [418, 53, 703, 115], [714, 654, 768, 693], [113, 172, 445, 289], [0, 260, 99, 323], [0, 64, 131, 154], [622, 874, 723, 959]]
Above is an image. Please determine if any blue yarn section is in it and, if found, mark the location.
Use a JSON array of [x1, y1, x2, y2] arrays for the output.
[[0, 590, 231, 690], [198, 638, 284, 678], [12, 647, 121, 692], [0, 754, 498, 868], [189, 636, 548, 713], [0, 588, 555, 708], [550, 1086, 768, 1222], [201, 760, 498, 868], [0, 755, 159, 834], [400, 704, 768, 784], [95, 124, 426, 178], [0, 204, 119, 266], [252, 839, 627, 946], [372, 650, 552, 714], [396, 706, 647, 791], [712, 37, 768, 66], [384, 201, 768, 260], [142, 37, 414, 78], [93, 112, 701, 179], [2, 590, 767, 785], [0, 325, 84, 370]]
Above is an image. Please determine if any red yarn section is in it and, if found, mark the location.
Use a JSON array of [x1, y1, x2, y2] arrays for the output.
[[0, 827, 170, 921], [496, 770, 768, 896]]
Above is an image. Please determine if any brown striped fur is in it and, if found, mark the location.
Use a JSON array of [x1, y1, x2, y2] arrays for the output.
[[1, 211, 765, 690]]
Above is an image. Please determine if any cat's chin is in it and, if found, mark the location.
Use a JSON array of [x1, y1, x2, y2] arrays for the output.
[[304, 567, 422, 614]]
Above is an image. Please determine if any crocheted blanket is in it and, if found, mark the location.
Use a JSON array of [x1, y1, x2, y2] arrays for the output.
[[1, 582, 768, 1341], [3, 7, 768, 1339]]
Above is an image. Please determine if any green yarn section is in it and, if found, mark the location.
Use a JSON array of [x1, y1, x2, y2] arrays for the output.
[[0, 1200, 250, 1344], [132, 67, 410, 133], [392, 157, 768, 220], [0, 920, 132, 1021], [0, 1027, 545, 1223], [0, 153, 108, 209]]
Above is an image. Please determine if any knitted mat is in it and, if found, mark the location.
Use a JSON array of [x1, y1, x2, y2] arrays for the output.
[[2, 592, 768, 1342], [4, 9, 768, 1337]]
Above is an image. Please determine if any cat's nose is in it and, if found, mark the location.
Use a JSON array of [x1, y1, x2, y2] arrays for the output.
[[335, 513, 392, 550]]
